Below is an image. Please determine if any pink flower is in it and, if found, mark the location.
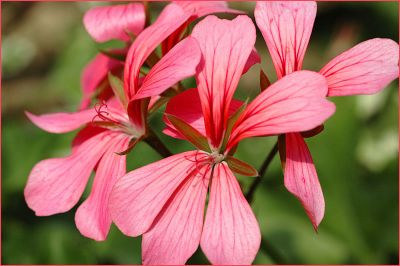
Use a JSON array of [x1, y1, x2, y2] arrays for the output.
[[79, 3, 146, 110], [109, 15, 334, 265], [255, 1, 399, 229], [24, 3, 202, 241]]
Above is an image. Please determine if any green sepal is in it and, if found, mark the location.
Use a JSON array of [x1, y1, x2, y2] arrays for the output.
[[226, 156, 258, 177], [115, 137, 142, 156], [108, 72, 128, 107], [165, 114, 211, 152], [220, 99, 248, 152], [99, 48, 126, 61]]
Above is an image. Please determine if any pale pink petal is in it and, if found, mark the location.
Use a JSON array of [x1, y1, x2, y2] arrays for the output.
[[191, 15, 256, 148], [175, 1, 242, 17], [163, 89, 243, 140], [83, 3, 145, 42], [25, 108, 96, 134], [124, 3, 190, 99], [228, 71, 335, 149], [110, 151, 209, 237], [243, 48, 261, 75], [80, 53, 122, 110], [24, 131, 118, 216], [201, 163, 261, 265], [142, 165, 211, 265], [75, 135, 130, 241], [320, 38, 399, 96], [133, 37, 201, 99], [284, 132, 325, 229], [255, 1, 316, 79]]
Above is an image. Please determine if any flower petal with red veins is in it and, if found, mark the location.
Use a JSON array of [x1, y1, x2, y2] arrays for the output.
[[133, 37, 201, 99], [83, 3, 145, 42], [175, 1, 242, 17], [24, 131, 118, 216], [201, 163, 261, 265], [142, 165, 211, 265], [285, 132, 325, 229], [25, 108, 96, 134], [228, 71, 335, 149], [320, 38, 399, 96], [80, 54, 122, 110], [110, 151, 209, 237], [255, 1, 316, 79], [75, 135, 130, 241], [191, 15, 256, 148], [242, 48, 261, 75], [124, 3, 190, 98], [163, 89, 243, 140]]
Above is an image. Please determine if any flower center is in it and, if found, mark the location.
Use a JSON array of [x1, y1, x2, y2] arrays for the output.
[[92, 101, 140, 137], [210, 150, 225, 164]]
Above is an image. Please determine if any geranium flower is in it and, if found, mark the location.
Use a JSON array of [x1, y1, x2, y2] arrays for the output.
[[109, 15, 335, 265], [255, 1, 399, 229], [24, 3, 202, 241]]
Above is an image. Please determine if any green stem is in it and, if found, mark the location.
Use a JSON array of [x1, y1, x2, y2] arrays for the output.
[[144, 128, 173, 158], [245, 140, 278, 203]]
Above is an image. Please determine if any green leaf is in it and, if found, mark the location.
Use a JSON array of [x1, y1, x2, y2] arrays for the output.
[[165, 114, 210, 152], [108, 72, 127, 107], [226, 155, 258, 177]]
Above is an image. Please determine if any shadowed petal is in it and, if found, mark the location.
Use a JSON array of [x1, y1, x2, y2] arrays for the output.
[[228, 71, 335, 149], [201, 163, 261, 265], [25, 108, 96, 134], [320, 38, 399, 96], [255, 1, 316, 79], [124, 3, 190, 98], [75, 135, 130, 241], [80, 54, 122, 110], [24, 131, 118, 216], [191, 15, 256, 148], [284, 132, 325, 229], [142, 165, 211, 265], [243, 48, 261, 75], [163, 89, 243, 140], [110, 151, 209, 237], [83, 3, 145, 42], [133, 37, 201, 99]]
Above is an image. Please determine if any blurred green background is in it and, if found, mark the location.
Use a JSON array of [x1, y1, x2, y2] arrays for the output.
[[2, 1, 398, 264]]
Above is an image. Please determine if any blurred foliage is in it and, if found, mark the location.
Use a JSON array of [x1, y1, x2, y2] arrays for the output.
[[2, 1, 398, 264]]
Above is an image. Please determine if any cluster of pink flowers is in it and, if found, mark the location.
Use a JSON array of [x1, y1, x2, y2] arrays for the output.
[[24, 1, 398, 264]]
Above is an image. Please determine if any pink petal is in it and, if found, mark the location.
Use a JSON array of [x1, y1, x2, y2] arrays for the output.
[[133, 37, 201, 99], [83, 3, 145, 42], [255, 1, 316, 79], [201, 163, 261, 264], [75, 135, 130, 241], [191, 15, 256, 148], [80, 53, 122, 110], [320, 38, 399, 96], [24, 131, 118, 216], [163, 88, 243, 140], [284, 132, 325, 229], [25, 108, 96, 134], [228, 71, 335, 149], [142, 164, 211, 265], [124, 3, 190, 99], [110, 151, 209, 237], [243, 48, 261, 75], [175, 1, 242, 17]]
